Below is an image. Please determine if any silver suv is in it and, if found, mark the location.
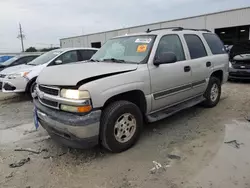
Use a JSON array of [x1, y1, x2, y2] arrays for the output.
[[33, 28, 229, 153]]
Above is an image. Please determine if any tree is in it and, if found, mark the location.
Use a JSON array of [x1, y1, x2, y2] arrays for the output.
[[40, 47, 59, 52], [25, 47, 37, 52]]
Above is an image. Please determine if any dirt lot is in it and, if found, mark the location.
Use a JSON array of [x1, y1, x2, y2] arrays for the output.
[[1, 82, 250, 188]]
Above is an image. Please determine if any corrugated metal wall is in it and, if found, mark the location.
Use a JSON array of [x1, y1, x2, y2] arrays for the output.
[[60, 7, 250, 48]]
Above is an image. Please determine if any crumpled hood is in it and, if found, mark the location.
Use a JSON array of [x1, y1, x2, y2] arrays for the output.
[[37, 62, 138, 86], [230, 40, 250, 60], [0, 64, 34, 74]]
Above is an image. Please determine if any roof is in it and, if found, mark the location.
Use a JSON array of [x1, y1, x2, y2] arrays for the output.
[[58, 47, 99, 51], [60, 6, 250, 40]]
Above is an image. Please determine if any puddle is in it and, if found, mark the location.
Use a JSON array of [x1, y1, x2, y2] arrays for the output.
[[186, 119, 250, 188], [0, 123, 35, 145]]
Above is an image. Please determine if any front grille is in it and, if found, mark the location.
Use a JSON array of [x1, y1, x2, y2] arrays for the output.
[[0, 74, 6, 78], [39, 85, 59, 96], [232, 62, 250, 69], [39, 98, 58, 108], [3, 83, 16, 91]]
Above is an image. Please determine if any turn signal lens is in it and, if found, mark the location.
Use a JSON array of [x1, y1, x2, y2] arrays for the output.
[[60, 104, 92, 113], [77, 105, 92, 113]]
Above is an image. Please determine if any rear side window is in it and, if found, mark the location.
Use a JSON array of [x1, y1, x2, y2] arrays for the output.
[[79, 50, 97, 61], [184, 34, 207, 59], [203, 33, 226, 54]]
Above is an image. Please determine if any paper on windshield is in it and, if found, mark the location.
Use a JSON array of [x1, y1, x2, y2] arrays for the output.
[[135, 38, 152, 43]]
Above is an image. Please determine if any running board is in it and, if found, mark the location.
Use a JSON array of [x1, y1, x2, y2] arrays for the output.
[[147, 95, 205, 123]]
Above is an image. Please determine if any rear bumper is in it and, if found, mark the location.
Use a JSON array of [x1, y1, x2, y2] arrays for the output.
[[33, 99, 101, 149], [229, 68, 250, 80]]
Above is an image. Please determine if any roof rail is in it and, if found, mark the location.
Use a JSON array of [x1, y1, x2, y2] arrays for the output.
[[146, 27, 211, 33], [146, 27, 184, 33], [172, 28, 211, 32]]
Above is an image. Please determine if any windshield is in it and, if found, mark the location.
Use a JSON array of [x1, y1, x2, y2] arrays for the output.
[[1, 56, 18, 66], [91, 35, 156, 63], [28, 50, 63, 65]]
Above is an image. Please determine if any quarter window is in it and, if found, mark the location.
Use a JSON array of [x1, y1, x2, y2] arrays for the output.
[[184, 34, 207, 59], [155, 35, 185, 62], [203, 33, 226, 55]]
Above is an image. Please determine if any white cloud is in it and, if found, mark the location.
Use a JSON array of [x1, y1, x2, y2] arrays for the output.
[[0, 0, 249, 52]]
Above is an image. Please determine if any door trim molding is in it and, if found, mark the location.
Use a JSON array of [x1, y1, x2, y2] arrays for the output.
[[153, 79, 206, 100]]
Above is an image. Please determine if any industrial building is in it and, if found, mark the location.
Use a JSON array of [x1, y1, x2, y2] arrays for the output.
[[60, 7, 250, 48]]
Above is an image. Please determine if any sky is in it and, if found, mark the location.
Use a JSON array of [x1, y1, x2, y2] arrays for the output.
[[0, 0, 250, 52]]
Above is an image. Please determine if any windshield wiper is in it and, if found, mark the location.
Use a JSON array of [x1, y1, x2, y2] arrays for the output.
[[89, 59, 99, 62], [103, 58, 126, 63]]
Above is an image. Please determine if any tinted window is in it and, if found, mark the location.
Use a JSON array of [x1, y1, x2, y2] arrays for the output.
[[79, 50, 97, 61], [203, 33, 226, 54], [184, 34, 207, 59], [13, 56, 38, 66], [155, 35, 185, 62], [56, 50, 78, 64], [12, 57, 29, 65]]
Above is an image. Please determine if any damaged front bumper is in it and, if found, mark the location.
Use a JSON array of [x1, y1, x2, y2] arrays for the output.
[[229, 68, 250, 80], [33, 99, 101, 149]]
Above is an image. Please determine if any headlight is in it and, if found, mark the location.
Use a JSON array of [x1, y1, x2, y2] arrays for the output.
[[7, 71, 30, 79], [229, 62, 232, 68], [60, 89, 90, 100]]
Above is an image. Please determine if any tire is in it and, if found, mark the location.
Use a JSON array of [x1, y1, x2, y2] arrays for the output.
[[29, 81, 37, 96], [100, 100, 143, 153], [202, 77, 221, 108]]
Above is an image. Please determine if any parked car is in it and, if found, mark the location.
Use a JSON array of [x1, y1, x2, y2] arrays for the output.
[[228, 40, 250, 80], [0, 54, 40, 71], [0, 48, 98, 94], [33, 28, 228, 153], [0, 55, 14, 63]]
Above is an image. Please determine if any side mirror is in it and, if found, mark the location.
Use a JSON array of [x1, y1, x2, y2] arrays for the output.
[[55, 59, 63, 64], [154, 52, 177, 66]]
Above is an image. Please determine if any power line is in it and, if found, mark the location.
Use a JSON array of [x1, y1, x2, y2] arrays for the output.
[[17, 23, 25, 52]]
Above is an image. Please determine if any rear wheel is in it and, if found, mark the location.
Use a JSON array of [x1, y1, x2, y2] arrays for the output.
[[202, 77, 221, 108], [100, 101, 143, 153]]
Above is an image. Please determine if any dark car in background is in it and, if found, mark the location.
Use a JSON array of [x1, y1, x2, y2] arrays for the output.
[[229, 41, 250, 80], [0, 54, 40, 72]]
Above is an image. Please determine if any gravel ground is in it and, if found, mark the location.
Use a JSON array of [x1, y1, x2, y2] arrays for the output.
[[0, 81, 250, 188]]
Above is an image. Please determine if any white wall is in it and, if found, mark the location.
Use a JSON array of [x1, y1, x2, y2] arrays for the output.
[[60, 7, 250, 48]]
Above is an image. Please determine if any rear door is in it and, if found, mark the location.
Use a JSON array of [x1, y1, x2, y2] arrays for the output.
[[182, 34, 211, 95]]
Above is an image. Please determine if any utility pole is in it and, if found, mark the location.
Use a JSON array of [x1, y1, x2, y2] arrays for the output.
[[17, 23, 25, 52]]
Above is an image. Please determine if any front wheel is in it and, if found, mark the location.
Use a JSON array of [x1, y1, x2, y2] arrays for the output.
[[202, 77, 221, 108], [29, 81, 37, 96], [100, 101, 143, 153]]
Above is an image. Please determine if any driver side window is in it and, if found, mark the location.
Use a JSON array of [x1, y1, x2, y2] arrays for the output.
[[56, 50, 78, 64], [155, 35, 185, 62]]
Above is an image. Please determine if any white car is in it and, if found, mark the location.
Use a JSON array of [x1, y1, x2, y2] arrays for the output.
[[0, 48, 98, 94]]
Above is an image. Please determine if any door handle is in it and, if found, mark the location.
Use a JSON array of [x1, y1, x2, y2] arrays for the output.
[[184, 66, 191, 72], [206, 61, 211, 67]]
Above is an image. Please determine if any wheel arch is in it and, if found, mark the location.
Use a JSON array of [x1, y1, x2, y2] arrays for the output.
[[25, 76, 37, 93], [102, 90, 147, 116]]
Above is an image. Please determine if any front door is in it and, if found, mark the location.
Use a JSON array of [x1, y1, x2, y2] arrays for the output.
[[149, 34, 193, 111]]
